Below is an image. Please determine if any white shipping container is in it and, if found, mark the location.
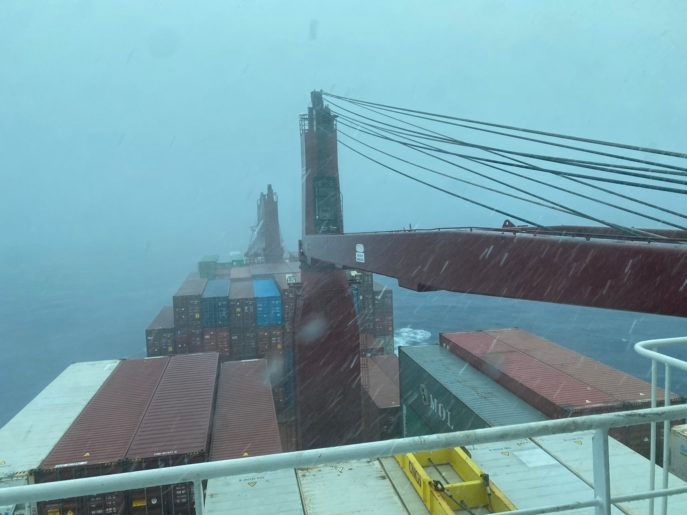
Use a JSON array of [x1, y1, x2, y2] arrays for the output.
[[0, 360, 119, 514], [671, 424, 687, 481]]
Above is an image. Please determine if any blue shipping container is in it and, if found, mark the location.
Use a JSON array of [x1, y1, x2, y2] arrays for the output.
[[254, 278, 283, 327], [350, 284, 361, 315]]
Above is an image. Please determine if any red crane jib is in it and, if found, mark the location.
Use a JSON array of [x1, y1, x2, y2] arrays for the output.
[[301, 230, 687, 317]]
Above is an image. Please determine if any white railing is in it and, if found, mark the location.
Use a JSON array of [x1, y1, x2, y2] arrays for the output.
[[3, 405, 687, 515], [635, 336, 687, 515]]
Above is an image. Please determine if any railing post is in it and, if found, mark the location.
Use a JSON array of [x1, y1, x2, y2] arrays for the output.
[[194, 480, 205, 515], [650, 358, 657, 515], [662, 364, 672, 515], [593, 428, 611, 515]]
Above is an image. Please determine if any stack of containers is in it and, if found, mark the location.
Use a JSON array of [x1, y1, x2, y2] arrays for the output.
[[204, 360, 288, 511], [35, 358, 171, 515], [349, 271, 377, 358], [228, 279, 257, 360], [361, 355, 401, 442], [346, 271, 375, 332], [373, 283, 394, 355], [125, 353, 219, 514], [273, 273, 299, 427], [254, 277, 283, 358], [201, 279, 231, 357], [145, 306, 174, 357], [208, 359, 282, 461], [359, 272, 375, 333], [173, 274, 207, 354], [34, 354, 220, 515], [0, 360, 119, 515], [440, 328, 684, 458]]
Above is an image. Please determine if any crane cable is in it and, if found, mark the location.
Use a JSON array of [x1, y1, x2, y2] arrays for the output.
[[337, 122, 672, 239], [323, 92, 687, 164], [327, 99, 687, 231], [334, 110, 684, 236], [326, 100, 687, 193], [336, 137, 547, 228]]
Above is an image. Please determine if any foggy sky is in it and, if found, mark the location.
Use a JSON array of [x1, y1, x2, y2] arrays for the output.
[[1, 1, 687, 423]]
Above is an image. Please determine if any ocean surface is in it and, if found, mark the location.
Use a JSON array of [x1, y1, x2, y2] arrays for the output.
[[3, 256, 687, 428]]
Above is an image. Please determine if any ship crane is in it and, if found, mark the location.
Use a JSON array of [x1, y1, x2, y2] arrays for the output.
[[294, 90, 687, 450]]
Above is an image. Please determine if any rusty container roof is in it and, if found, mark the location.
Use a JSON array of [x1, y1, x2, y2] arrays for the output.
[[210, 359, 281, 461], [490, 328, 678, 404], [249, 262, 299, 276], [363, 355, 399, 409], [126, 353, 220, 460], [229, 266, 252, 280], [147, 306, 174, 330], [40, 357, 170, 469], [229, 279, 255, 300], [440, 328, 679, 417], [175, 276, 207, 297]]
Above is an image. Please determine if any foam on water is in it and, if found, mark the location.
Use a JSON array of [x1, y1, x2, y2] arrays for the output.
[[394, 326, 433, 354]]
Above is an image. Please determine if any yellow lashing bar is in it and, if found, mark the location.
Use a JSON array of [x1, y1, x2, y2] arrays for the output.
[[395, 447, 516, 514]]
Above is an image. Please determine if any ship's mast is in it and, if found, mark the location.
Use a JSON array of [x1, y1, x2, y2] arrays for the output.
[[294, 91, 362, 449]]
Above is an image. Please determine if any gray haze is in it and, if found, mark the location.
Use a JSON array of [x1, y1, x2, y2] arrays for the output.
[[2, 1, 687, 424]]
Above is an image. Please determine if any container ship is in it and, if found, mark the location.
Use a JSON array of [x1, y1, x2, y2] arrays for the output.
[[143, 183, 397, 452], [2, 92, 687, 514]]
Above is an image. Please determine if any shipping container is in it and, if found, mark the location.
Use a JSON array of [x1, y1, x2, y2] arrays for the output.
[[201, 279, 230, 328], [440, 329, 682, 414], [126, 353, 219, 515], [671, 425, 687, 481], [229, 265, 251, 280], [175, 328, 190, 354], [173, 276, 207, 329], [230, 329, 257, 360], [146, 306, 175, 356], [347, 271, 374, 333], [253, 278, 282, 327], [278, 418, 298, 453], [36, 357, 171, 515], [530, 431, 687, 515], [361, 355, 401, 442], [203, 328, 230, 357], [228, 279, 255, 327], [295, 459, 409, 514], [273, 273, 299, 336], [256, 326, 283, 357], [198, 255, 219, 279], [0, 360, 119, 515], [229, 250, 245, 266], [210, 360, 282, 461], [373, 282, 393, 313], [439, 329, 684, 458], [204, 469, 303, 515], [399, 345, 546, 437], [249, 262, 300, 276], [189, 328, 204, 354]]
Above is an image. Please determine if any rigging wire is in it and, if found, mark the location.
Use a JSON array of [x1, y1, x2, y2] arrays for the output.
[[336, 114, 684, 233], [328, 100, 687, 228], [337, 120, 676, 237], [323, 94, 687, 239], [323, 92, 687, 163], [337, 127, 580, 217], [336, 137, 547, 228], [326, 100, 687, 192]]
